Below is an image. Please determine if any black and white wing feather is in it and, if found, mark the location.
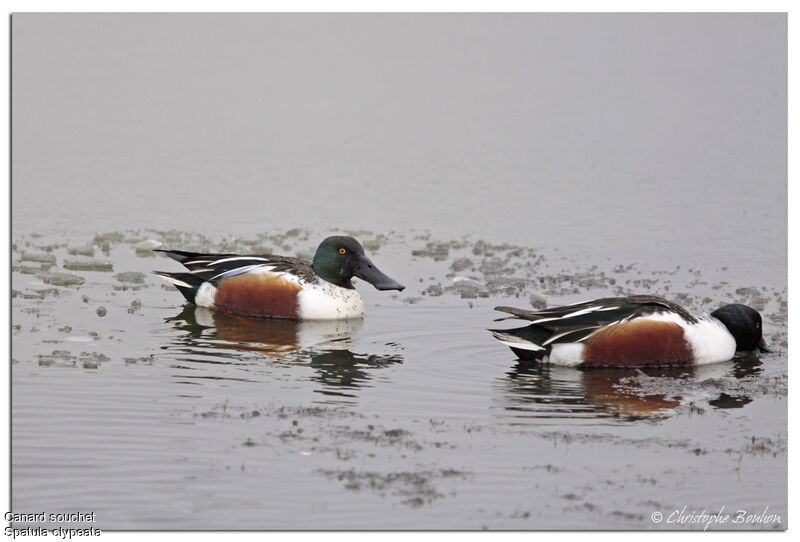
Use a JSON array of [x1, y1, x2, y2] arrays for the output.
[[155, 250, 317, 284], [490, 295, 697, 356], [495, 295, 697, 330]]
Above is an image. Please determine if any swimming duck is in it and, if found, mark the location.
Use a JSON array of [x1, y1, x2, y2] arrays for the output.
[[489, 295, 768, 367], [155, 236, 404, 320]]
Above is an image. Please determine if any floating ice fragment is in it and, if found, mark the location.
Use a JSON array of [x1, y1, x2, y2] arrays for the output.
[[38, 271, 85, 287], [64, 336, 94, 343], [63, 260, 114, 272]]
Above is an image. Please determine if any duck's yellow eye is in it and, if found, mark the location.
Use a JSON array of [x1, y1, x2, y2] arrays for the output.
[[339, 248, 346, 255], [756, 323, 760, 328]]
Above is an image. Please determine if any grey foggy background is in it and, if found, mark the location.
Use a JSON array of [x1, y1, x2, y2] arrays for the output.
[[12, 13, 786, 273]]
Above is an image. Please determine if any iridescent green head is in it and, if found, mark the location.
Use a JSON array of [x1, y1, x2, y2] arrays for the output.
[[312, 236, 405, 291]]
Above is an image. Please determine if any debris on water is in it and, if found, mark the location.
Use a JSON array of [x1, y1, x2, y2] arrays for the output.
[[124, 356, 154, 365], [38, 271, 85, 287], [37, 350, 109, 368], [471, 240, 513, 257], [127, 299, 142, 313], [412, 242, 450, 261], [197, 403, 359, 421], [316, 467, 468, 506], [12, 264, 53, 274], [12, 289, 60, 300], [114, 272, 146, 284], [63, 259, 114, 272], [37, 350, 74, 367], [529, 293, 548, 309], [96, 306, 107, 317], [741, 436, 787, 457], [445, 277, 488, 299], [450, 257, 474, 272], [83, 352, 110, 368], [68, 245, 95, 257], [93, 232, 125, 244], [93, 232, 125, 253], [361, 237, 384, 251], [486, 277, 530, 296], [19, 252, 57, 264], [734, 286, 770, 311], [330, 426, 424, 451], [472, 240, 492, 256], [134, 239, 163, 257], [422, 284, 443, 296]]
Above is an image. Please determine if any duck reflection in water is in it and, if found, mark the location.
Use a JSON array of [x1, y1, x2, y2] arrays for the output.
[[165, 305, 403, 395], [502, 353, 763, 419]]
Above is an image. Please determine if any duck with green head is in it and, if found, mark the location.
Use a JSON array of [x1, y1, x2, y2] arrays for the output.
[[155, 235, 405, 319]]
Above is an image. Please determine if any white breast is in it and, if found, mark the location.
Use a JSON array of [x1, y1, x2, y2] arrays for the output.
[[683, 317, 737, 365], [297, 281, 366, 320]]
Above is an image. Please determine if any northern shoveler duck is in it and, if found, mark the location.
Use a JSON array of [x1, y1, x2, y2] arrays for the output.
[[489, 295, 768, 367], [155, 236, 405, 320]]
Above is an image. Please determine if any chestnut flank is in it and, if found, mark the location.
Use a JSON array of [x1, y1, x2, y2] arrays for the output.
[[214, 272, 301, 318], [582, 319, 693, 367]]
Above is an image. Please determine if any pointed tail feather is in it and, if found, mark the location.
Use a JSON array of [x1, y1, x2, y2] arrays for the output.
[[489, 329, 548, 361], [489, 329, 545, 352], [154, 249, 208, 265], [154, 271, 205, 304], [494, 305, 543, 321]]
